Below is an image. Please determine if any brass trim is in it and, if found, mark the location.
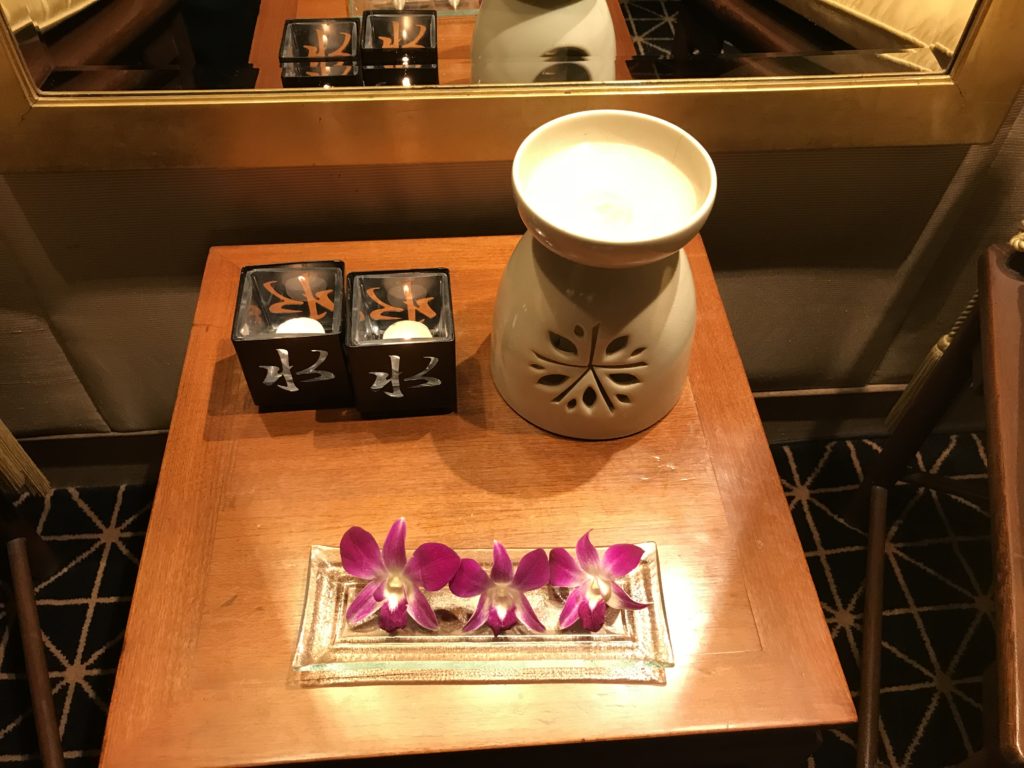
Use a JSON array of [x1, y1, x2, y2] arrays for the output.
[[0, 0, 1022, 171]]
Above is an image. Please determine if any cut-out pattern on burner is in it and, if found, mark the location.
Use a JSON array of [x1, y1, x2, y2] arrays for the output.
[[531, 323, 647, 415]]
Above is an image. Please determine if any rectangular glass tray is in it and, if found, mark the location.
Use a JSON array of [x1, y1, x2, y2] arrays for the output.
[[292, 543, 674, 685]]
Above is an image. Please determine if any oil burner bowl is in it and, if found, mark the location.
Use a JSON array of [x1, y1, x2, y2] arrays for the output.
[[512, 109, 717, 268]]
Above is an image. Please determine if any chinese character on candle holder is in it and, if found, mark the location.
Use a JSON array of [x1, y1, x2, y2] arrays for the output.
[[345, 269, 456, 417], [279, 18, 361, 87], [232, 261, 353, 411], [360, 10, 438, 86]]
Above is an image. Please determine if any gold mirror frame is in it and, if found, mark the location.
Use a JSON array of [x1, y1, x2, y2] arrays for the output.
[[0, 0, 1021, 171]]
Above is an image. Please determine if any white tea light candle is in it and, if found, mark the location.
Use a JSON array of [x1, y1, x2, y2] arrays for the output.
[[276, 317, 326, 335], [383, 320, 432, 340]]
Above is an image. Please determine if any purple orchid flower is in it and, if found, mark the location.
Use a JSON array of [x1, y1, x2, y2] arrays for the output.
[[550, 531, 648, 632], [450, 542, 549, 635], [340, 518, 459, 633]]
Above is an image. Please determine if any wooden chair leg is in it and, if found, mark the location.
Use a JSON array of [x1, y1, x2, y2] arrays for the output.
[[844, 297, 980, 528], [867, 298, 979, 490], [856, 485, 888, 768], [7, 537, 65, 768]]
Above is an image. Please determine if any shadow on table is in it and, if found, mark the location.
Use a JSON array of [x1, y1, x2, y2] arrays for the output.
[[201, 334, 633, 498]]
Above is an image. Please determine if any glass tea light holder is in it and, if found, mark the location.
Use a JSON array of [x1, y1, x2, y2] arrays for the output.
[[281, 61, 361, 88], [279, 18, 361, 87], [360, 10, 439, 85], [232, 261, 353, 411], [345, 269, 456, 417]]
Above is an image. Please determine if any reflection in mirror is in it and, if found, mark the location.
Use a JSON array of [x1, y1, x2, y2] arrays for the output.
[[0, 0, 979, 91]]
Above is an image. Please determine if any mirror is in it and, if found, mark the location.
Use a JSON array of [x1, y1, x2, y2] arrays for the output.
[[0, 0, 979, 92]]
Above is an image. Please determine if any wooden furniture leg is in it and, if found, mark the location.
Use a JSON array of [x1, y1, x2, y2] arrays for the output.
[[980, 243, 1024, 767], [6, 537, 65, 768], [852, 293, 982, 765], [855, 239, 1023, 767], [856, 485, 887, 768], [1, 496, 64, 768], [863, 298, 980, 491], [841, 293, 979, 534]]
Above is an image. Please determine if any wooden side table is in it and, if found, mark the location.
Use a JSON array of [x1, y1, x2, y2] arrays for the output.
[[101, 235, 854, 767]]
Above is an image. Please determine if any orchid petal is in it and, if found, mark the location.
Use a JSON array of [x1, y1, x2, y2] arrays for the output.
[[373, 581, 386, 601], [602, 543, 645, 578], [579, 597, 607, 632], [405, 586, 439, 631], [382, 518, 407, 570], [340, 526, 384, 579], [549, 547, 586, 587], [450, 558, 491, 597], [576, 530, 601, 574], [491, 540, 513, 582], [463, 595, 490, 632], [512, 548, 549, 591], [515, 594, 546, 633], [407, 543, 460, 590], [379, 597, 408, 633], [487, 604, 517, 635], [557, 586, 586, 630], [345, 579, 384, 625], [608, 582, 649, 611]]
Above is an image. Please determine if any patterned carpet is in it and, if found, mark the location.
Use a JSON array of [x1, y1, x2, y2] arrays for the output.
[[622, 0, 678, 59], [0, 486, 151, 767], [777, 434, 993, 768], [0, 433, 993, 766]]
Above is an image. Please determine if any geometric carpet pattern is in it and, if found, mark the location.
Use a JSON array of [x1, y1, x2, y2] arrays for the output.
[[773, 433, 993, 768], [0, 433, 992, 766], [0, 486, 151, 767], [621, 0, 678, 58]]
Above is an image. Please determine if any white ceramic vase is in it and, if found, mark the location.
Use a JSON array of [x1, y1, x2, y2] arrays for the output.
[[470, 0, 616, 83], [490, 110, 717, 440]]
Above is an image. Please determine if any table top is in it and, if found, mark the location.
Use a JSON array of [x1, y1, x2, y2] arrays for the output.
[[100, 235, 854, 768]]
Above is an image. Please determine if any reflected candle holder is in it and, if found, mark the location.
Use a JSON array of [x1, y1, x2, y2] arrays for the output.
[[231, 261, 353, 411], [345, 269, 456, 417], [360, 10, 438, 85], [281, 61, 361, 88], [279, 18, 361, 87]]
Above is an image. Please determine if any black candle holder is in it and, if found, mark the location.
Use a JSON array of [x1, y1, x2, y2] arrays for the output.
[[232, 262, 353, 411], [279, 18, 361, 87], [345, 269, 456, 417], [360, 10, 438, 85]]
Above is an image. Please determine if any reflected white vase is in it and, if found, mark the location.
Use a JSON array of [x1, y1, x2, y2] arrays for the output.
[[490, 110, 717, 440], [471, 0, 616, 83]]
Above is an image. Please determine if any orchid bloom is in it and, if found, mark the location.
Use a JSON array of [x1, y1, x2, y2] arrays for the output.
[[450, 542, 549, 635], [340, 518, 459, 633], [550, 531, 648, 632]]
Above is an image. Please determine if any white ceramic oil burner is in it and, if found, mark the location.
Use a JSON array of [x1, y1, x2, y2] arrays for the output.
[[470, 0, 616, 83], [491, 110, 717, 440]]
